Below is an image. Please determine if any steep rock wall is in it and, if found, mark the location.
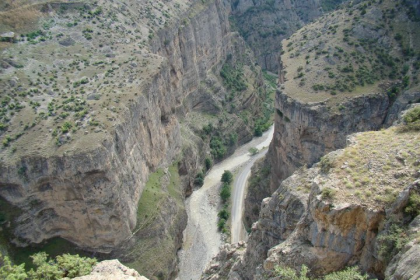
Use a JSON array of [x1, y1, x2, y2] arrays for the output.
[[228, 0, 355, 71], [270, 91, 390, 188], [0, 0, 260, 256]]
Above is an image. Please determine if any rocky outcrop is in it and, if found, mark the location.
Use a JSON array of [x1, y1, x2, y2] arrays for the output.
[[243, 157, 272, 229], [270, 91, 391, 189], [0, 0, 266, 277], [201, 242, 247, 280], [206, 121, 420, 279], [385, 215, 420, 280], [72, 260, 149, 280], [229, 0, 349, 71]]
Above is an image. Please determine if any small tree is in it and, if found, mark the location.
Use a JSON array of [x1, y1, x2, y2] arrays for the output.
[[194, 172, 204, 186], [249, 147, 259, 155], [220, 183, 231, 202], [221, 170, 233, 184], [0, 254, 28, 280], [205, 157, 213, 171]]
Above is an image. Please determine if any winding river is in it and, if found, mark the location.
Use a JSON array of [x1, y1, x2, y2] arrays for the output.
[[177, 126, 274, 280]]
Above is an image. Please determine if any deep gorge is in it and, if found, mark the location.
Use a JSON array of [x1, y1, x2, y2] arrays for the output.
[[1, 0, 420, 279]]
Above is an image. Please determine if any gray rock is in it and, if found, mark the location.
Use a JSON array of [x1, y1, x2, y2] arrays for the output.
[[59, 37, 76, 46]]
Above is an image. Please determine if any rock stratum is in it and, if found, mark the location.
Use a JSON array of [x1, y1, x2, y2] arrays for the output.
[[0, 0, 271, 278], [72, 260, 149, 280], [204, 0, 420, 279]]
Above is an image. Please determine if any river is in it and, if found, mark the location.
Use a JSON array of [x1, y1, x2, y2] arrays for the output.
[[177, 126, 274, 280]]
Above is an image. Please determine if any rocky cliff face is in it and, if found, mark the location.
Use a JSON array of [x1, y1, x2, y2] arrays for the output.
[[270, 91, 391, 188], [0, 0, 267, 277], [204, 123, 420, 279], [206, 0, 420, 277], [229, 0, 350, 71], [73, 259, 149, 280]]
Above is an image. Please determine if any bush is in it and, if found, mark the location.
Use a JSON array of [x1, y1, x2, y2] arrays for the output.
[[274, 265, 369, 280], [254, 125, 263, 136], [321, 187, 335, 200], [0, 252, 96, 280], [400, 107, 420, 131], [218, 208, 229, 220], [404, 192, 420, 218], [274, 265, 310, 280], [217, 219, 226, 231], [221, 170, 233, 184], [377, 224, 409, 263], [220, 64, 247, 92], [249, 147, 259, 155], [0, 254, 27, 280], [194, 172, 204, 186], [323, 266, 369, 280], [205, 157, 213, 171], [220, 183, 231, 202], [320, 156, 334, 173]]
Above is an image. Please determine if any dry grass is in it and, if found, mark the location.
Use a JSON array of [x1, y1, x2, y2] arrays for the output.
[[279, 0, 420, 105], [321, 127, 420, 208], [0, 1, 42, 32]]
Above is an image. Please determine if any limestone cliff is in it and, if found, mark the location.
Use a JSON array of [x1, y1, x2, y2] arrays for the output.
[[205, 0, 420, 278], [72, 259, 149, 280], [0, 0, 268, 278], [203, 122, 420, 279], [229, 0, 349, 71]]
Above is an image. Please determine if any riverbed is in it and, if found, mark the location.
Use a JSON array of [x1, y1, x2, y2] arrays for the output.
[[177, 126, 274, 280]]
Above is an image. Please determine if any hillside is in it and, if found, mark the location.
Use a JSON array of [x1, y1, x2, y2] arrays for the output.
[[280, 0, 420, 105], [228, 0, 352, 71], [202, 106, 420, 280], [203, 0, 420, 279], [0, 0, 272, 279]]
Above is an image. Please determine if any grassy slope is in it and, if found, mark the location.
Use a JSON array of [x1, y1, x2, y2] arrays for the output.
[[318, 125, 420, 208], [123, 163, 184, 279], [281, 0, 420, 106]]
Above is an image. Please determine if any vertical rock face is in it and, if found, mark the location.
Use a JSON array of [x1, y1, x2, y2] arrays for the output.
[[229, 0, 346, 71], [270, 91, 390, 188], [0, 0, 263, 258]]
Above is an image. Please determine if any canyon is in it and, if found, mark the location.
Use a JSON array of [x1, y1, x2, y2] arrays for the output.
[[0, 0, 420, 279]]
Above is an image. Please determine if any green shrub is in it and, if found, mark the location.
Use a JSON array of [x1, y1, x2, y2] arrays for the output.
[[217, 218, 226, 231], [400, 107, 420, 131], [274, 265, 310, 280], [221, 170, 233, 184], [274, 265, 369, 280], [0, 254, 27, 280], [220, 64, 247, 92], [210, 136, 227, 159], [249, 147, 259, 155], [404, 192, 420, 218], [320, 156, 334, 173], [218, 208, 229, 220], [377, 224, 409, 263], [205, 157, 213, 170], [61, 122, 73, 133], [321, 187, 335, 200], [0, 252, 96, 280], [220, 183, 231, 202], [194, 172, 204, 186], [323, 266, 369, 280]]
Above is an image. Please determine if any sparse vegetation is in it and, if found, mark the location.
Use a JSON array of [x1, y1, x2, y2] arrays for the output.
[[321, 187, 335, 200], [249, 147, 259, 155], [320, 156, 334, 173], [218, 170, 233, 233], [220, 63, 247, 92], [404, 192, 420, 218], [400, 107, 420, 131], [274, 265, 370, 280], [0, 252, 96, 280], [377, 223, 409, 263]]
